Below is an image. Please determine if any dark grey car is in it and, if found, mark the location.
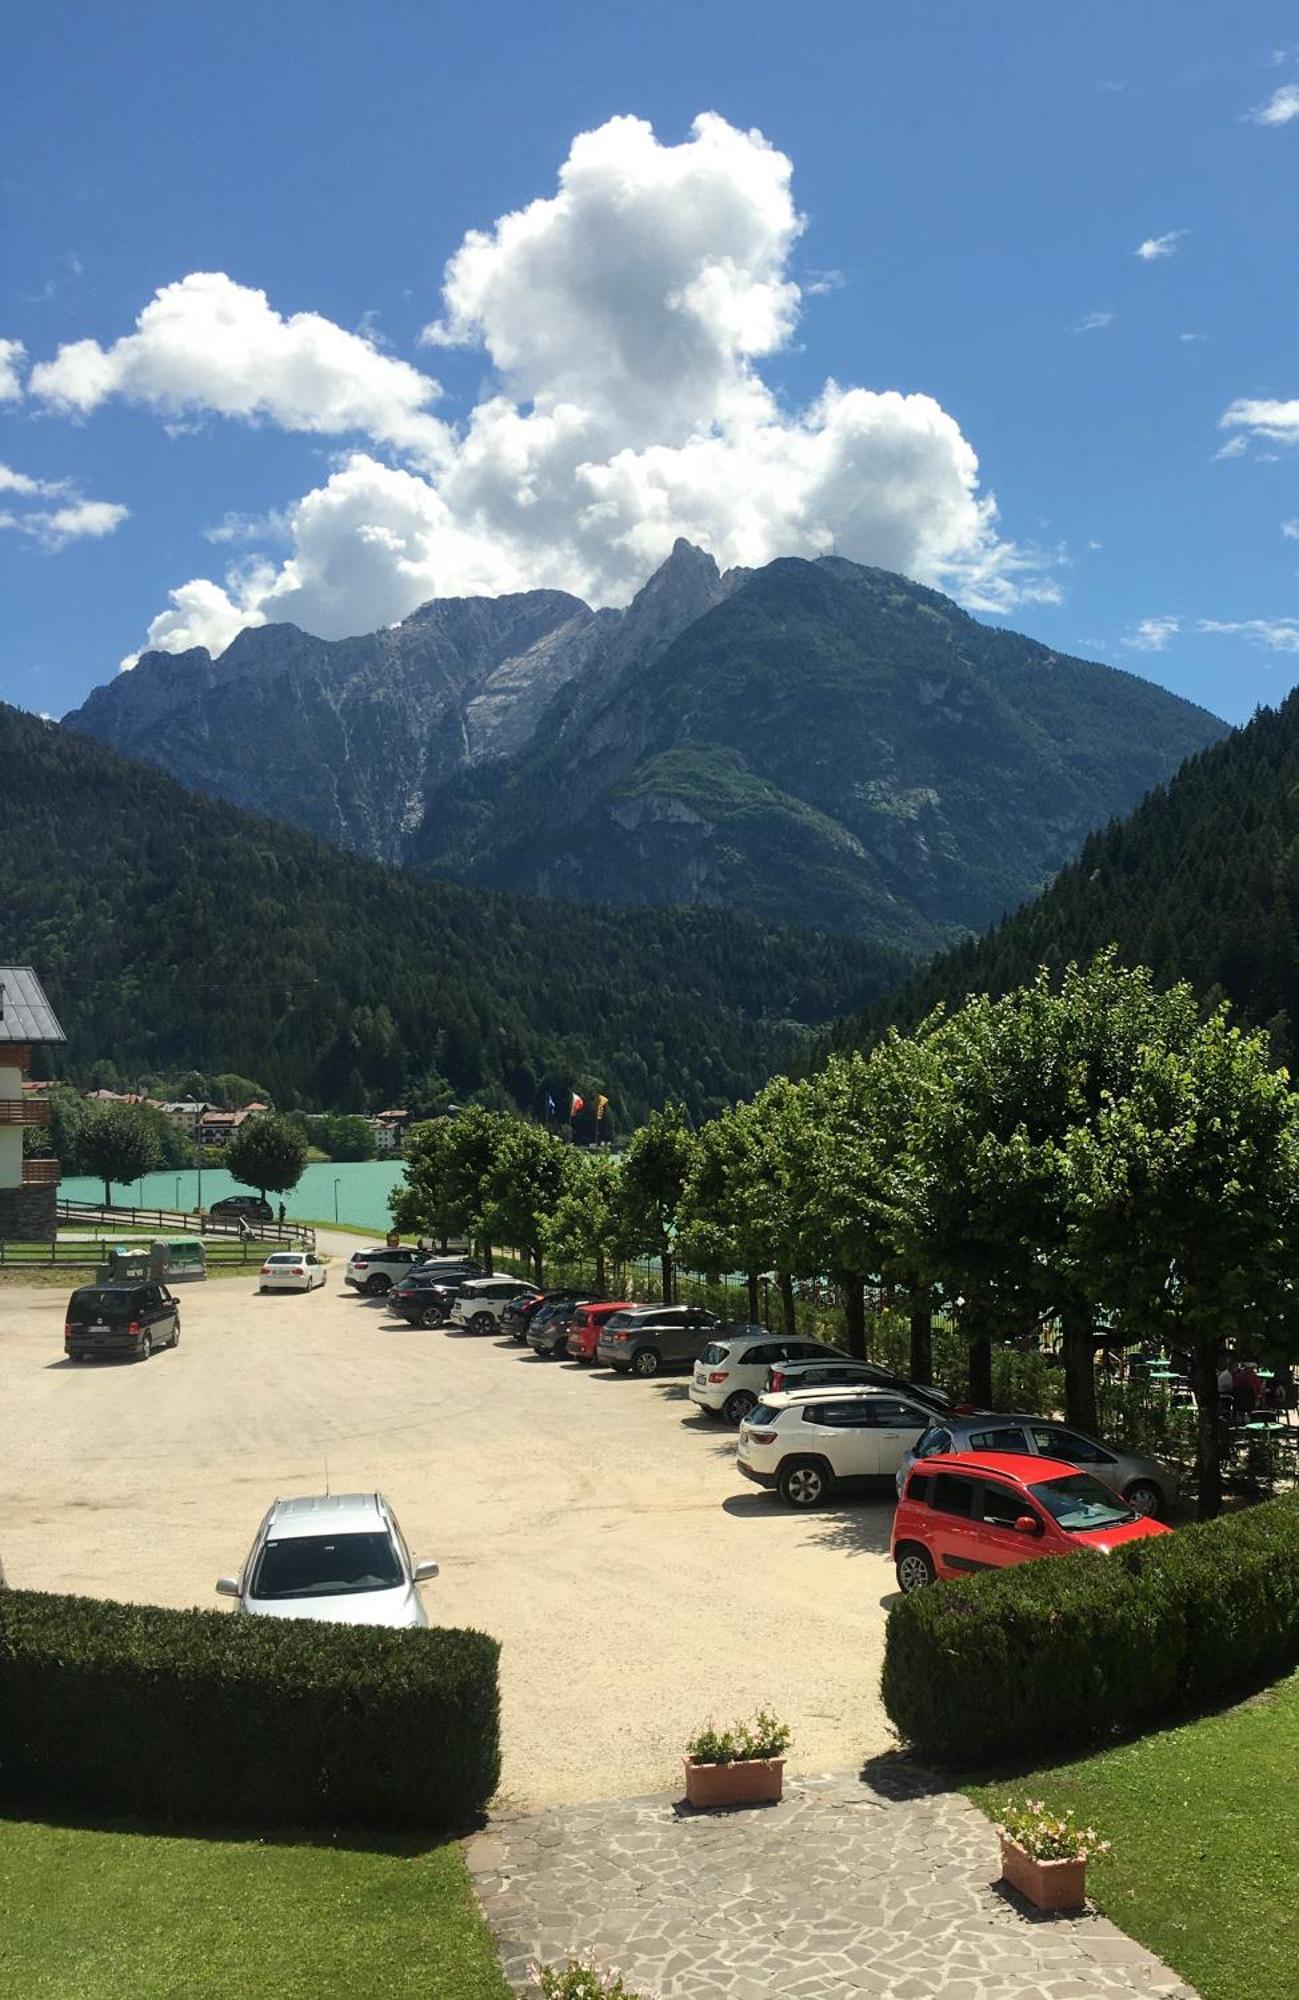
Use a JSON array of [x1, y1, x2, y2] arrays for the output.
[[596, 1304, 723, 1376], [896, 1411, 1175, 1517], [64, 1281, 181, 1362]]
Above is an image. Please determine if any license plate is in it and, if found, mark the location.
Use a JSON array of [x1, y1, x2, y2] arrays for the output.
[[90, 1322, 108, 1332]]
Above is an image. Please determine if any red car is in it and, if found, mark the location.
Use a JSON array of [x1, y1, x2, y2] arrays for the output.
[[566, 1300, 636, 1363], [891, 1451, 1171, 1594]]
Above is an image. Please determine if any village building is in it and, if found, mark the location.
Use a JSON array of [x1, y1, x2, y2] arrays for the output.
[[0, 968, 66, 1239]]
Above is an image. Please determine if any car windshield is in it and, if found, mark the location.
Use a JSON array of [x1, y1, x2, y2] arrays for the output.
[[250, 1531, 404, 1599], [701, 1343, 729, 1365], [267, 1254, 300, 1265], [603, 1312, 634, 1331], [747, 1403, 783, 1426], [1030, 1474, 1135, 1533]]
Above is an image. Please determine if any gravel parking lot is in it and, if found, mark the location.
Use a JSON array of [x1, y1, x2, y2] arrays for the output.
[[0, 1238, 897, 1807]]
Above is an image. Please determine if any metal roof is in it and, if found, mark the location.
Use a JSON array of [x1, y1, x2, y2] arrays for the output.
[[0, 967, 66, 1045]]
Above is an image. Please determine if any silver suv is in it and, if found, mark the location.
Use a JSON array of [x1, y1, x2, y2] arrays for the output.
[[216, 1491, 438, 1625], [449, 1275, 541, 1333]]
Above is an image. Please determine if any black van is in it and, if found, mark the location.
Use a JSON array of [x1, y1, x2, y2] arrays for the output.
[[65, 1282, 181, 1362], [209, 1194, 273, 1223]]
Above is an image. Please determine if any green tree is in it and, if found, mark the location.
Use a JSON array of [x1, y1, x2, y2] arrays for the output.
[[480, 1121, 569, 1285], [541, 1151, 623, 1293], [390, 1107, 514, 1267], [613, 1104, 700, 1304], [225, 1114, 308, 1205], [78, 1102, 163, 1208], [1069, 1006, 1299, 1517]]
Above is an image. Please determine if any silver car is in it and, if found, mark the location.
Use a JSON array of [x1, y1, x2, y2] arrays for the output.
[[216, 1491, 438, 1626], [895, 1413, 1174, 1518]]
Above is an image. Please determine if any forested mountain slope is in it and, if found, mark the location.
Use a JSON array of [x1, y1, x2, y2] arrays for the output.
[[0, 705, 901, 1124], [831, 687, 1299, 1065]]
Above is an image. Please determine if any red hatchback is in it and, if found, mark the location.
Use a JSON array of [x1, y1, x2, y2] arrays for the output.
[[891, 1451, 1171, 1594], [566, 1300, 635, 1363]]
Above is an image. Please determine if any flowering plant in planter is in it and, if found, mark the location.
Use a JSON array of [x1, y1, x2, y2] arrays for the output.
[[995, 1798, 1110, 1913], [528, 1953, 653, 1998], [684, 1710, 791, 1807]]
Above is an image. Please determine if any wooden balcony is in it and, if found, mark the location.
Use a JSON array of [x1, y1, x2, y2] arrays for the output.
[[0, 1098, 52, 1126], [21, 1158, 60, 1185]]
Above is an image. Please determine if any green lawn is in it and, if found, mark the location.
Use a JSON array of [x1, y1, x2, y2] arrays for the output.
[[969, 1668, 1299, 2000], [0, 1816, 511, 2000]]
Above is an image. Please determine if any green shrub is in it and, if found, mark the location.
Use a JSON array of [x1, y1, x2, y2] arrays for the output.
[[882, 1495, 1299, 1766], [0, 1589, 500, 1831]]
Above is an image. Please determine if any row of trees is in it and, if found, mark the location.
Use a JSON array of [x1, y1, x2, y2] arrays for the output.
[[394, 953, 1299, 1519], [41, 1100, 309, 1212]]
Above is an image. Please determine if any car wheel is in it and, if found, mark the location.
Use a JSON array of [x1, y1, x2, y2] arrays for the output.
[[724, 1389, 758, 1425], [365, 1273, 390, 1296], [631, 1346, 661, 1378], [170, 1323, 180, 1349], [470, 1311, 495, 1335], [1124, 1480, 1163, 1519], [418, 1308, 439, 1330], [135, 1332, 153, 1364], [778, 1458, 829, 1508], [895, 1544, 936, 1593]]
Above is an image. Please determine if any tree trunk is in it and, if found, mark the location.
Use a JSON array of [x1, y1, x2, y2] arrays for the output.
[[840, 1275, 867, 1359], [481, 1240, 494, 1276], [661, 1251, 674, 1306], [533, 1246, 545, 1287], [103, 1179, 112, 1208], [1191, 1342, 1224, 1520], [594, 1247, 606, 1294], [1060, 1301, 1098, 1435], [746, 1271, 760, 1324], [908, 1296, 933, 1386], [778, 1270, 796, 1337]]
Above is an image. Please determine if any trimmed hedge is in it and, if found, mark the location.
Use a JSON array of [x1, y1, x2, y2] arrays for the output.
[[882, 1496, 1299, 1766], [0, 1589, 500, 1830]]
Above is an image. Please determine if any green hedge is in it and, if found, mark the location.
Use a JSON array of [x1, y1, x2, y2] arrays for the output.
[[0, 1590, 500, 1831], [882, 1496, 1299, 1766]]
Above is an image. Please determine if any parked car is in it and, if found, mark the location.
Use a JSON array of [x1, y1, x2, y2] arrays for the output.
[[344, 1245, 425, 1296], [258, 1250, 327, 1293], [210, 1194, 273, 1224], [736, 1386, 936, 1506], [216, 1491, 438, 1626], [502, 1289, 581, 1343], [890, 1452, 1172, 1593], [896, 1411, 1174, 1518], [449, 1275, 542, 1333], [596, 1303, 727, 1377], [690, 1333, 844, 1424], [414, 1255, 483, 1282], [566, 1300, 636, 1362], [388, 1269, 473, 1327], [64, 1281, 181, 1363], [767, 1355, 963, 1420], [528, 1298, 598, 1357]]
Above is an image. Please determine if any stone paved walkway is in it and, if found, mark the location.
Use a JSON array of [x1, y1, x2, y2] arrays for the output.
[[467, 1762, 1198, 1999]]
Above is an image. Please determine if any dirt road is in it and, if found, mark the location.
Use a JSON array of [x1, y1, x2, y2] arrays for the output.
[[0, 1240, 896, 1806]]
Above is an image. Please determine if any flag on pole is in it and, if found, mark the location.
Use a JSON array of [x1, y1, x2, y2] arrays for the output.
[[569, 1091, 585, 1118], [545, 1092, 557, 1119], [596, 1094, 609, 1121]]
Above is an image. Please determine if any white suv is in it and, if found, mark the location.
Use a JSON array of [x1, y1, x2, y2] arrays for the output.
[[449, 1275, 541, 1333], [344, 1245, 424, 1296], [689, 1333, 842, 1425], [736, 1387, 935, 1508]]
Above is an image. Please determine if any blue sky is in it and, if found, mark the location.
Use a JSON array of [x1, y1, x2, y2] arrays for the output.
[[3, 0, 1298, 724]]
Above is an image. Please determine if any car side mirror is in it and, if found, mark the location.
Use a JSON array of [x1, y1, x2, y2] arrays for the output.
[[413, 1559, 440, 1583], [1012, 1515, 1041, 1536], [215, 1575, 241, 1597]]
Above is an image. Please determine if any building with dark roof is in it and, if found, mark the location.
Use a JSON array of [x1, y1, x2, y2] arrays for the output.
[[0, 968, 66, 1239]]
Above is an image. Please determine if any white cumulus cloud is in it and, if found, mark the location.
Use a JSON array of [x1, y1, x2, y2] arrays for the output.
[[1122, 616, 1180, 652], [1135, 230, 1186, 261], [1220, 396, 1299, 448], [1199, 617, 1299, 652], [0, 460, 127, 550], [31, 113, 1049, 660], [1249, 83, 1299, 125], [0, 339, 26, 401]]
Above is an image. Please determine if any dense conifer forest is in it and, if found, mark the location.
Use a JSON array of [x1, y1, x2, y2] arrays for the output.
[[1, 704, 901, 1123], [832, 690, 1299, 1061]]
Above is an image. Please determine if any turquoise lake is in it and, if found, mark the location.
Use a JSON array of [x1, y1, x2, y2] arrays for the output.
[[60, 1160, 408, 1232]]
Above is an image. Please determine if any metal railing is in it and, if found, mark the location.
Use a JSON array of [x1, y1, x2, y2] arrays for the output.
[[55, 1198, 315, 1250]]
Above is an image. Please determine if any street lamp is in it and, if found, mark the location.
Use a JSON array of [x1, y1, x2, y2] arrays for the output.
[[333, 1177, 341, 1224], [174, 1177, 181, 1211]]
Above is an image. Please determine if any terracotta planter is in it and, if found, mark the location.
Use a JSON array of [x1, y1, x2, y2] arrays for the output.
[[999, 1836, 1087, 1912], [683, 1756, 785, 1809]]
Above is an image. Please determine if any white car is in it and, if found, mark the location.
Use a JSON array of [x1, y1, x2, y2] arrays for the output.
[[736, 1386, 935, 1508], [689, 1332, 843, 1425], [449, 1275, 541, 1333], [258, 1250, 327, 1293], [344, 1245, 424, 1295], [216, 1491, 438, 1626]]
